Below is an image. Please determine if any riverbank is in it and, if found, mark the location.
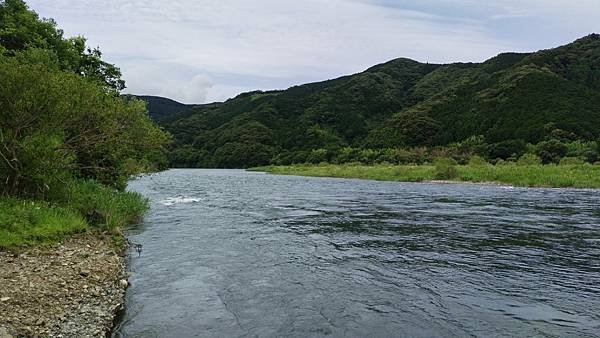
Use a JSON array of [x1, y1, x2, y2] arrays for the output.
[[0, 179, 150, 337], [250, 163, 600, 188], [0, 232, 128, 337]]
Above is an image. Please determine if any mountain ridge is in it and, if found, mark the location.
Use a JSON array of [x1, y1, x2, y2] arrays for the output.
[[150, 34, 600, 168]]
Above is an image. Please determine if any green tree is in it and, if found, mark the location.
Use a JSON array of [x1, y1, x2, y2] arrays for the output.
[[0, 57, 169, 196], [536, 139, 568, 164], [0, 0, 125, 90]]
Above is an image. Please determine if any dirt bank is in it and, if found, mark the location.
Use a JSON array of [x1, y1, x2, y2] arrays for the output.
[[0, 232, 128, 337]]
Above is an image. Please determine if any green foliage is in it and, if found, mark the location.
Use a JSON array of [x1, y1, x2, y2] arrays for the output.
[[517, 153, 543, 166], [162, 35, 600, 168], [486, 140, 527, 161], [256, 162, 600, 188], [0, 0, 125, 90], [468, 155, 488, 167], [0, 179, 149, 248], [434, 158, 458, 180], [48, 180, 148, 230], [0, 57, 170, 196], [536, 139, 568, 164], [0, 197, 87, 249], [559, 157, 585, 165]]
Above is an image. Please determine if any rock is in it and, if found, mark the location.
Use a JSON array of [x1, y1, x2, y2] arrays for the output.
[[0, 233, 127, 337], [118, 279, 129, 288]]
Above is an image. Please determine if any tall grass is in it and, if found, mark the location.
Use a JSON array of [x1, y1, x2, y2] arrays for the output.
[[51, 180, 149, 230], [0, 198, 87, 249], [252, 163, 600, 188], [1, 179, 148, 249]]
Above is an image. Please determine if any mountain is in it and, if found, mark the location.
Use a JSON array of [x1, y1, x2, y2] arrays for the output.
[[159, 34, 600, 168], [133, 95, 195, 121]]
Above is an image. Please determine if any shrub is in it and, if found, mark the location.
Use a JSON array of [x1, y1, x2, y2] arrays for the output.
[[517, 153, 542, 166], [559, 157, 586, 165], [487, 140, 526, 160], [468, 155, 488, 167], [434, 158, 458, 180], [536, 139, 568, 164]]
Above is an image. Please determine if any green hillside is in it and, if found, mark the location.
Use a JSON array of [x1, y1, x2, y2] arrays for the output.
[[131, 95, 195, 121], [162, 34, 600, 168]]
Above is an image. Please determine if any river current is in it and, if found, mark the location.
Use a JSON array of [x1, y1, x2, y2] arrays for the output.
[[114, 169, 600, 337]]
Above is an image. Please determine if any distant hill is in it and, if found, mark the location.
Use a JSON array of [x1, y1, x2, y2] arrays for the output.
[[158, 34, 600, 168], [132, 95, 195, 121]]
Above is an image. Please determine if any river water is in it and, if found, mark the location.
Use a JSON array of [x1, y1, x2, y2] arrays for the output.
[[113, 169, 600, 337]]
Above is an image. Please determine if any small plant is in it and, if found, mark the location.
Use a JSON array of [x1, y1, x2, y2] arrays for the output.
[[434, 158, 458, 180], [517, 153, 542, 166], [468, 155, 488, 167]]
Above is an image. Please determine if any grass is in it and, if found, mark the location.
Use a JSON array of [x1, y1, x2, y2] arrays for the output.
[[0, 179, 149, 250], [250, 163, 600, 188], [54, 180, 149, 230], [0, 198, 87, 249]]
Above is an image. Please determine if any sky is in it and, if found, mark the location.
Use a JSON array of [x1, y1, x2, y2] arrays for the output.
[[27, 0, 600, 104]]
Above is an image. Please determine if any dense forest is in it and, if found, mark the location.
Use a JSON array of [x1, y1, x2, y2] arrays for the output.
[[146, 35, 600, 168], [0, 0, 169, 247]]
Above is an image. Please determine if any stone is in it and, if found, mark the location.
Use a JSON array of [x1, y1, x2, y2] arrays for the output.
[[0, 297, 9, 302]]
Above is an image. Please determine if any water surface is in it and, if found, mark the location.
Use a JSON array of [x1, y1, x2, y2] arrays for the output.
[[114, 169, 600, 337]]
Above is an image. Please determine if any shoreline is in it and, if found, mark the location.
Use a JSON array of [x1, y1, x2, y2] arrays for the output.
[[0, 232, 128, 337], [250, 164, 600, 189]]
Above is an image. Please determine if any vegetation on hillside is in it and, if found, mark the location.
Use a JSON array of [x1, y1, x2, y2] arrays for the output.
[[0, 0, 169, 248], [160, 34, 600, 168], [130, 95, 195, 121]]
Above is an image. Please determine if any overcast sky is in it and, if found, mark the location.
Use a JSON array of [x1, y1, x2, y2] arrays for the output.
[[28, 0, 600, 104]]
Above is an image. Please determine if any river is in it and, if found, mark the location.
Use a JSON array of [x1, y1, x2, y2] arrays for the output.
[[113, 169, 600, 337]]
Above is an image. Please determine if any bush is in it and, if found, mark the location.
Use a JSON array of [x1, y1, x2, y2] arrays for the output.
[[468, 155, 488, 167], [517, 153, 542, 166], [434, 158, 458, 180], [487, 140, 526, 160], [536, 139, 568, 164], [559, 157, 586, 165]]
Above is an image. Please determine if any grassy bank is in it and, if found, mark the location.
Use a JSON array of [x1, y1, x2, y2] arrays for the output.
[[0, 180, 148, 250], [251, 163, 600, 188]]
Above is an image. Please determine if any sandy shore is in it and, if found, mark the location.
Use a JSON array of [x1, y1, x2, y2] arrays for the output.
[[0, 232, 128, 337]]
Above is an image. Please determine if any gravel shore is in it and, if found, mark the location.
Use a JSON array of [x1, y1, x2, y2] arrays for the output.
[[0, 232, 128, 337]]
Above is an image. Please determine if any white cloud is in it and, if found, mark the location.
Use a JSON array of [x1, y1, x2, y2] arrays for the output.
[[27, 0, 600, 103]]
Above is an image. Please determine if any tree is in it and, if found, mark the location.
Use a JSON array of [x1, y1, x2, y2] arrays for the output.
[[0, 57, 170, 196], [0, 0, 125, 90], [536, 139, 568, 164]]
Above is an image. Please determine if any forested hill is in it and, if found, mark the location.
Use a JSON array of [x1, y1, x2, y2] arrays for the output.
[[161, 34, 600, 168], [129, 95, 196, 121]]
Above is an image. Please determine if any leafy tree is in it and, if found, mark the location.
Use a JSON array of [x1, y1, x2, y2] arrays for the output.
[[0, 57, 169, 196], [0, 0, 125, 90], [536, 139, 568, 164]]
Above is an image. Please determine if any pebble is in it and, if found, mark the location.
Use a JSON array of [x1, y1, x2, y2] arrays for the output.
[[0, 233, 128, 338]]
